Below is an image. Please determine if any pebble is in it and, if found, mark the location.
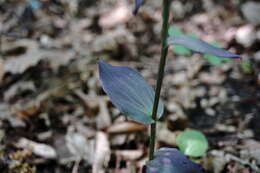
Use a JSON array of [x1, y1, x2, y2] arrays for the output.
[[235, 25, 256, 47]]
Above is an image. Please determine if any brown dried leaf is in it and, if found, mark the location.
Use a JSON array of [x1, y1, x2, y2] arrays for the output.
[[99, 2, 132, 28], [16, 138, 57, 159], [107, 121, 147, 134], [3, 39, 75, 74], [115, 150, 143, 161]]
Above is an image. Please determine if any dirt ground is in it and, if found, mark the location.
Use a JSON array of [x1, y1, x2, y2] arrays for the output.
[[0, 0, 260, 172]]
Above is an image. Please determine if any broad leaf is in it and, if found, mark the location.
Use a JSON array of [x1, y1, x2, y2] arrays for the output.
[[168, 34, 240, 58], [98, 59, 164, 124], [176, 129, 208, 157], [146, 148, 204, 173], [133, 0, 144, 15]]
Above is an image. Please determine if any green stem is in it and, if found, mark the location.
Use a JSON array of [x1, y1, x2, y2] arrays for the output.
[[149, 0, 171, 160]]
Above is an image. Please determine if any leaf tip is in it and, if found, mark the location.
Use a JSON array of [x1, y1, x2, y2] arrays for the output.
[[133, 0, 144, 15]]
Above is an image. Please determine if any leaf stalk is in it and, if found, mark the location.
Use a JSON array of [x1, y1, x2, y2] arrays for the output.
[[148, 0, 171, 160]]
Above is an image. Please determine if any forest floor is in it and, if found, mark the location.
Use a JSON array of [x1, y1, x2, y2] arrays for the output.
[[0, 0, 260, 172]]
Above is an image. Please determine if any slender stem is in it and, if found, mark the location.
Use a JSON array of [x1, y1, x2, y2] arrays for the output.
[[149, 0, 171, 160]]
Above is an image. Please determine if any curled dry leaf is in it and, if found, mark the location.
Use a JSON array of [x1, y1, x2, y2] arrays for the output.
[[99, 2, 132, 28], [0, 103, 26, 128], [93, 131, 110, 173], [10, 91, 50, 119], [96, 98, 112, 130], [16, 138, 57, 159], [115, 149, 143, 161], [65, 131, 94, 163], [3, 39, 75, 74], [4, 81, 35, 102], [107, 121, 148, 134]]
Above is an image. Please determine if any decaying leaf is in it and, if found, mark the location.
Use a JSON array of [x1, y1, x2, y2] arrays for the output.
[[107, 121, 147, 134], [93, 131, 110, 173], [99, 2, 132, 28], [65, 131, 94, 163], [3, 39, 75, 74], [16, 138, 57, 159], [115, 149, 143, 161]]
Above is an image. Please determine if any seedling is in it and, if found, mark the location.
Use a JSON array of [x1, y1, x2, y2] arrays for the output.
[[176, 129, 208, 157], [98, 0, 240, 172]]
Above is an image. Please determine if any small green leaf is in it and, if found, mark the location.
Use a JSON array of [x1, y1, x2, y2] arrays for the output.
[[176, 129, 208, 157], [203, 42, 231, 65], [168, 27, 183, 36], [187, 33, 198, 38], [168, 27, 191, 55], [204, 54, 231, 65], [168, 35, 240, 58], [240, 59, 253, 73], [173, 45, 192, 55]]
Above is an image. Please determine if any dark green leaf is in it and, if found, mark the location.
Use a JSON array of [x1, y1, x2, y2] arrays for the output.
[[146, 148, 204, 173], [168, 34, 240, 58], [98, 59, 164, 124]]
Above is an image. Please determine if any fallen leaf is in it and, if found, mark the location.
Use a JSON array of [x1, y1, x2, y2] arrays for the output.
[[3, 39, 75, 74], [99, 2, 132, 28], [0, 59, 4, 84], [65, 130, 94, 163], [93, 131, 110, 173], [4, 81, 35, 102], [115, 149, 143, 161], [16, 138, 57, 159], [0, 103, 26, 127], [107, 121, 147, 134]]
